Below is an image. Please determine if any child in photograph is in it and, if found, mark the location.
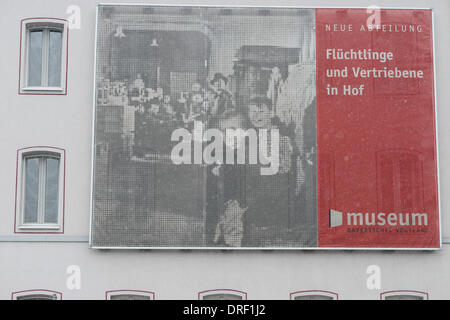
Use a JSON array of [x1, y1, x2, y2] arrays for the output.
[[247, 96, 293, 174], [205, 110, 248, 247]]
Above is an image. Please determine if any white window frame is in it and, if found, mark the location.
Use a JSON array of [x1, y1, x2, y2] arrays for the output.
[[381, 290, 428, 300], [198, 289, 247, 300], [106, 290, 155, 300], [290, 290, 338, 300], [12, 289, 62, 300], [19, 18, 68, 94], [15, 147, 65, 233]]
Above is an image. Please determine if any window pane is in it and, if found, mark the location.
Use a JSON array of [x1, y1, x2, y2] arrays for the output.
[[385, 295, 424, 300], [110, 294, 151, 300], [23, 158, 40, 223], [28, 30, 43, 86], [17, 294, 56, 300], [203, 294, 242, 300], [294, 295, 333, 300], [44, 157, 60, 223], [48, 30, 62, 87]]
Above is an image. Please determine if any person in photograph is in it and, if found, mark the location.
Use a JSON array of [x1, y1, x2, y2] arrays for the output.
[[247, 96, 293, 174], [205, 110, 249, 247], [177, 91, 190, 125], [161, 95, 176, 120], [182, 83, 206, 126], [243, 96, 296, 246], [133, 103, 147, 157], [266, 66, 287, 112], [148, 100, 162, 121], [208, 73, 233, 116]]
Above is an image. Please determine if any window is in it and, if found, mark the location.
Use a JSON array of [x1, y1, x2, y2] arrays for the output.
[[198, 289, 247, 300], [12, 290, 62, 300], [15, 147, 65, 233], [381, 290, 428, 300], [290, 290, 338, 300], [19, 18, 68, 94], [106, 290, 155, 300]]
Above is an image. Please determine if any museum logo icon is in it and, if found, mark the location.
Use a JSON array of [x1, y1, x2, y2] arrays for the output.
[[329, 209, 428, 228]]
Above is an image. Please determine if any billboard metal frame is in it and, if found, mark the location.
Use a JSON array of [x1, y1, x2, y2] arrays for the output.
[[88, 3, 441, 251]]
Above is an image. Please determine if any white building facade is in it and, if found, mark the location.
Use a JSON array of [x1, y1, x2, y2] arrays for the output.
[[1, 0, 449, 300]]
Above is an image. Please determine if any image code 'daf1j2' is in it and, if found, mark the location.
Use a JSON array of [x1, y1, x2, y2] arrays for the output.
[[90, 5, 440, 249]]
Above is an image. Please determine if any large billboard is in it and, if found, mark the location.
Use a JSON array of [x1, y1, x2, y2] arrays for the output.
[[90, 5, 440, 249]]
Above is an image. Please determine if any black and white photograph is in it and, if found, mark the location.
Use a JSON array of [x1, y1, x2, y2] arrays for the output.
[[91, 5, 317, 248]]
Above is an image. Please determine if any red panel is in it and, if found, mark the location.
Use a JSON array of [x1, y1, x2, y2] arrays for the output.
[[316, 9, 439, 248]]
